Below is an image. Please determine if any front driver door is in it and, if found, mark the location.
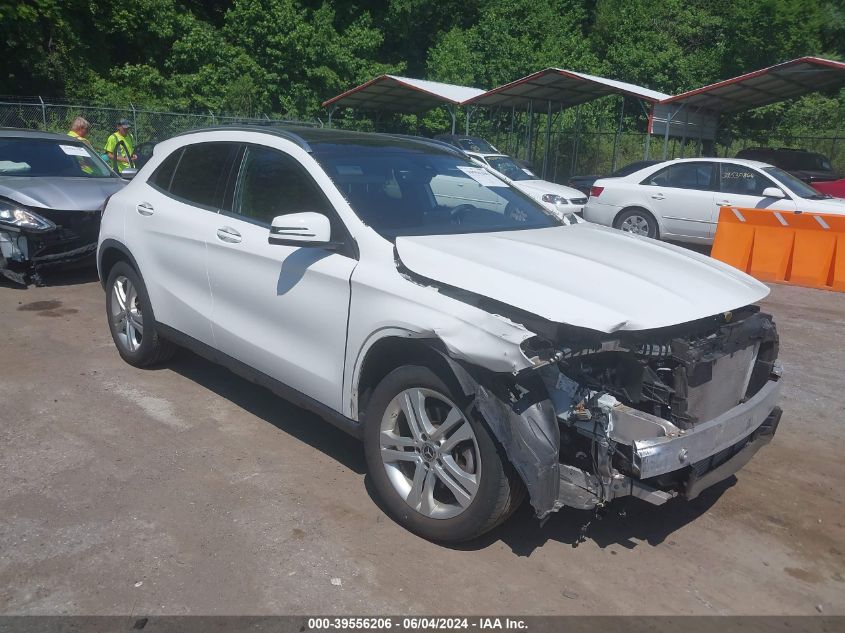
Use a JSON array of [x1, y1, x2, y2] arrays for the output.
[[205, 142, 357, 413], [714, 163, 797, 237]]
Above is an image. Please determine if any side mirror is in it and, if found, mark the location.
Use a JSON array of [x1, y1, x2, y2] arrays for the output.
[[761, 186, 786, 199], [268, 212, 334, 247], [120, 168, 139, 180]]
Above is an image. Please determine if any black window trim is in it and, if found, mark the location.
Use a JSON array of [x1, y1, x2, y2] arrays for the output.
[[148, 146, 184, 195], [640, 161, 718, 191], [150, 141, 241, 213]]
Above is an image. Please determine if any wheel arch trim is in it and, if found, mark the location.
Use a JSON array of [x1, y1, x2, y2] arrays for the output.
[[98, 239, 141, 289]]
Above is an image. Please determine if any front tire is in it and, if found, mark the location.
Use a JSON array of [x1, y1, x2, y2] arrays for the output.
[[364, 365, 523, 542], [106, 261, 177, 367]]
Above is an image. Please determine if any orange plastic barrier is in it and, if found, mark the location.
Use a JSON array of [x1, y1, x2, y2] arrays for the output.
[[711, 206, 845, 292]]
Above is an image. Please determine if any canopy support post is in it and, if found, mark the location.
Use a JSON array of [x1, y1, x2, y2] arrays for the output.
[[445, 104, 457, 134], [525, 99, 534, 162], [662, 102, 685, 160], [542, 100, 552, 180], [465, 106, 476, 135], [571, 105, 582, 175], [327, 105, 336, 128], [611, 96, 625, 172], [638, 100, 653, 160]]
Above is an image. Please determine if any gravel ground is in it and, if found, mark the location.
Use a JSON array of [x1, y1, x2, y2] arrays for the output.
[[1, 269, 843, 616]]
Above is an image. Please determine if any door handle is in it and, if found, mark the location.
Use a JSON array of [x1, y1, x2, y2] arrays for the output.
[[650, 193, 665, 200], [716, 200, 731, 206], [136, 202, 154, 216], [216, 227, 242, 244]]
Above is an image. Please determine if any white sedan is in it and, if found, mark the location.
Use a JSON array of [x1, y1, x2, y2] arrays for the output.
[[584, 157, 845, 244]]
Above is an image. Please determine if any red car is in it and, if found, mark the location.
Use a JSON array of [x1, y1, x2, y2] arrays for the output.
[[813, 179, 845, 198]]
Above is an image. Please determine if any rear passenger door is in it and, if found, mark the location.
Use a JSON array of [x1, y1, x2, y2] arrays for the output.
[[130, 142, 239, 345], [205, 142, 357, 413], [640, 162, 717, 240]]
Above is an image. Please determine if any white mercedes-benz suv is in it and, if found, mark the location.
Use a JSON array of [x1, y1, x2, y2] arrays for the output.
[[98, 127, 783, 542]]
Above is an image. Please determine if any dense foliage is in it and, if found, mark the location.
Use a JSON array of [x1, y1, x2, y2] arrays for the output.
[[1, 0, 843, 140]]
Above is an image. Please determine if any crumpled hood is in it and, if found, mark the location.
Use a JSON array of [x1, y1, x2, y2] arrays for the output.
[[0, 176, 126, 211], [513, 180, 585, 201], [395, 223, 769, 333]]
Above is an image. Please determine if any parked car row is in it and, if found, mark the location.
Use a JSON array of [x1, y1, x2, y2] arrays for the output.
[[2, 123, 798, 542]]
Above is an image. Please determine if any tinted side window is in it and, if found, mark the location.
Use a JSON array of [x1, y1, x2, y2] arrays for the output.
[[720, 164, 773, 196], [149, 147, 182, 192], [233, 146, 332, 225], [642, 166, 669, 186], [169, 143, 237, 209], [642, 163, 715, 190]]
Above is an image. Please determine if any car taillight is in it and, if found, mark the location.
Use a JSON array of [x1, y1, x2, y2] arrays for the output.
[[590, 186, 604, 198]]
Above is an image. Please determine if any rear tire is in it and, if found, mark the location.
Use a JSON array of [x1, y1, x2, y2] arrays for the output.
[[364, 365, 523, 542], [613, 207, 659, 238], [105, 261, 177, 367]]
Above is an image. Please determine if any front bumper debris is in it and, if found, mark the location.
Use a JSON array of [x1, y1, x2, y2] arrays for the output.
[[549, 366, 783, 512], [431, 306, 784, 520], [631, 369, 782, 479], [0, 209, 100, 286]]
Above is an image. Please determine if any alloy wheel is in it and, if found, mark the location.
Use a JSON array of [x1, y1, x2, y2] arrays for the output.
[[379, 388, 480, 519], [110, 275, 144, 353], [619, 214, 651, 236]]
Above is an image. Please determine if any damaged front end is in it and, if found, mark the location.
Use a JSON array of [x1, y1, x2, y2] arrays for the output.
[[444, 305, 782, 518], [0, 204, 100, 286]]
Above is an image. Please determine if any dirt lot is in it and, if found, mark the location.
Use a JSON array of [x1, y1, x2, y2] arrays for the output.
[[1, 269, 843, 616]]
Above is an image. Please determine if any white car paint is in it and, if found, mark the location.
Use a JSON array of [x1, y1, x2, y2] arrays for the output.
[[584, 157, 845, 244], [395, 223, 768, 332], [99, 130, 769, 424]]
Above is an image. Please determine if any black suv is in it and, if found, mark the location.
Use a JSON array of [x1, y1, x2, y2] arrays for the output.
[[735, 147, 838, 184]]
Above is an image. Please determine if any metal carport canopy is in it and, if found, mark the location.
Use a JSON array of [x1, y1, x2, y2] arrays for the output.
[[659, 57, 845, 113], [462, 68, 670, 109], [322, 75, 485, 112]]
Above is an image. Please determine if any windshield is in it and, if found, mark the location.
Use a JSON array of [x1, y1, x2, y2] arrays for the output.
[[0, 138, 113, 178], [312, 143, 558, 239], [762, 166, 829, 199], [485, 155, 535, 181], [455, 137, 497, 153]]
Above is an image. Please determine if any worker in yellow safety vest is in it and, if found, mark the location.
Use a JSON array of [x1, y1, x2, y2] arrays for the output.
[[67, 116, 94, 148], [66, 116, 99, 174], [105, 118, 137, 173]]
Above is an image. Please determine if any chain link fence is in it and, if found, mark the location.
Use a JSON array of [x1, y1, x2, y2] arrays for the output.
[[3, 99, 842, 186], [0, 99, 317, 154]]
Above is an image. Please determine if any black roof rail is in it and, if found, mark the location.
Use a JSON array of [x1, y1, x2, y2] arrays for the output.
[[172, 125, 312, 152], [384, 134, 469, 158]]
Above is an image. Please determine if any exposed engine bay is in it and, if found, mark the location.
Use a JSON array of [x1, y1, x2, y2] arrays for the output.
[[438, 303, 782, 518]]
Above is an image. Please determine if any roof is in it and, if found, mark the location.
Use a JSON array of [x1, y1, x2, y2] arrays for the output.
[[322, 75, 486, 112], [463, 68, 670, 109], [0, 128, 85, 142], [170, 125, 462, 155], [660, 57, 845, 113]]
